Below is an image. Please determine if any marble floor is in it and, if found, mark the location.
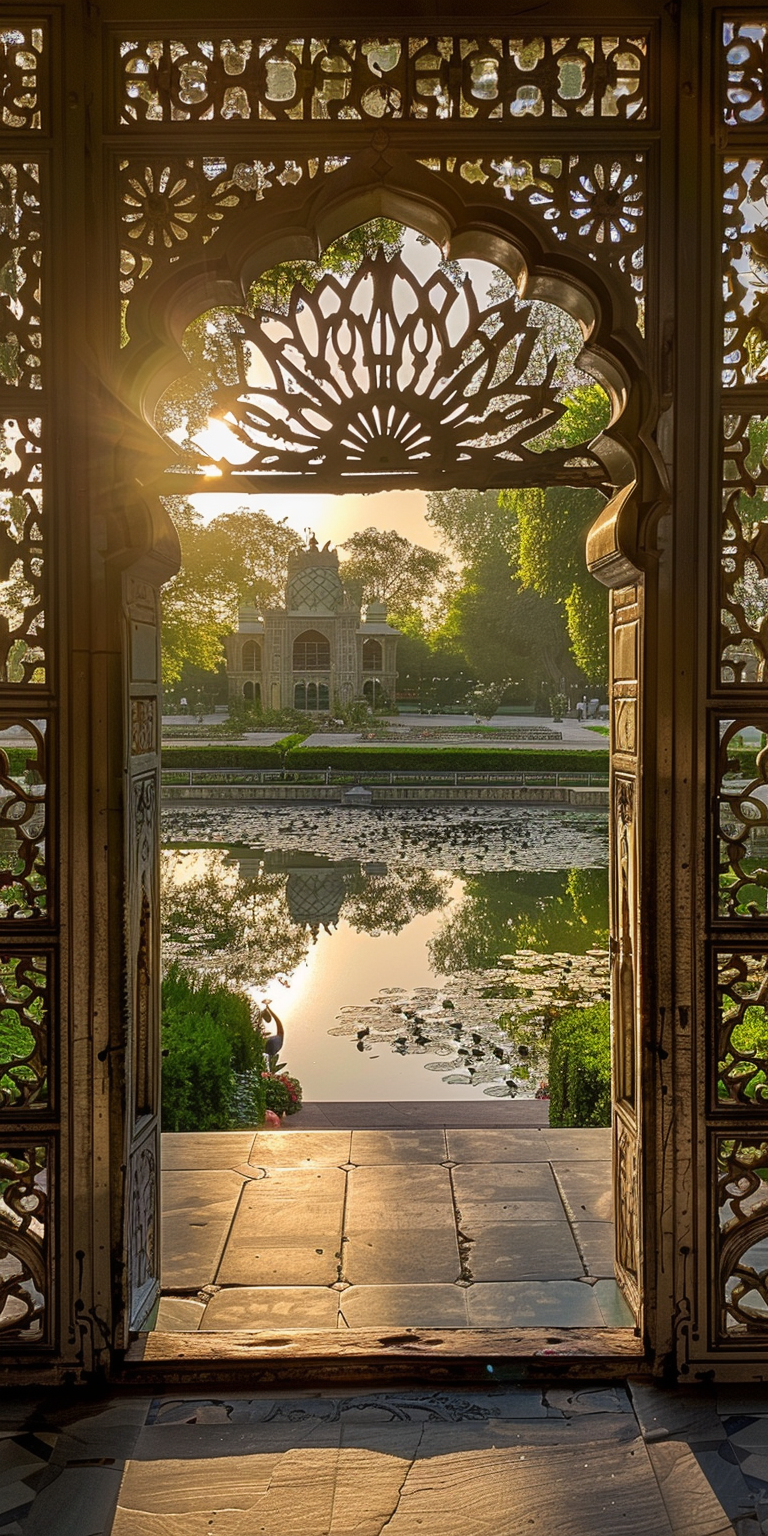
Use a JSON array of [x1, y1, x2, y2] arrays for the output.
[[6, 1379, 768, 1535], [157, 1126, 631, 1333]]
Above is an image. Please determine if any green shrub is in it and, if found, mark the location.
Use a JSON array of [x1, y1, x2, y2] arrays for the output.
[[161, 965, 267, 1131], [548, 1002, 611, 1128]]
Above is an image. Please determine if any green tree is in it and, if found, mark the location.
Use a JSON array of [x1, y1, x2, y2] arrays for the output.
[[500, 384, 612, 687], [340, 527, 453, 622], [443, 553, 578, 691], [160, 500, 302, 685]]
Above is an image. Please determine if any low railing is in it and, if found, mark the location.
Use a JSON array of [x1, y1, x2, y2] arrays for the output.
[[161, 767, 610, 789]]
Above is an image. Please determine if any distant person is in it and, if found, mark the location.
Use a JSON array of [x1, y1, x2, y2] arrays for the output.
[[179, 695, 188, 714], [576, 700, 585, 722]]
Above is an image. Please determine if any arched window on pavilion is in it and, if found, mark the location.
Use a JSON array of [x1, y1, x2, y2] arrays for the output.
[[362, 639, 382, 672], [293, 631, 331, 670]]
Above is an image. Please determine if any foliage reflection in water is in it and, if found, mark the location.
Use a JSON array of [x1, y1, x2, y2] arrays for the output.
[[161, 805, 609, 1102]]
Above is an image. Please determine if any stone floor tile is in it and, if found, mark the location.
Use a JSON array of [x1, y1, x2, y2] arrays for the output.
[[0, 1484, 34, 1521], [543, 1129, 613, 1160], [155, 1297, 206, 1331], [281, 1104, 336, 1129], [227, 1197, 344, 1239], [646, 1439, 737, 1536], [201, 1286, 339, 1331], [380, 1434, 675, 1534], [544, 1387, 632, 1414], [339, 1284, 469, 1328], [465, 1279, 606, 1327], [344, 1200, 454, 1234], [344, 1164, 451, 1203], [218, 1240, 341, 1287], [114, 1447, 285, 1519], [733, 1451, 768, 1481], [344, 1227, 461, 1285], [160, 1169, 246, 1214], [247, 1131, 352, 1167], [574, 1219, 615, 1276], [719, 1391, 768, 1418], [161, 1132, 255, 1171], [594, 1279, 636, 1326], [691, 1450, 755, 1524], [629, 1381, 727, 1445], [550, 1162, 614, 1221], [464, 1221, 584, 1282], [22, 1467, 124, 1536], [349, 1130, 447, 1164], [452, 1163, 559, 1204], [161, 1212, 234, 1290], [445, 1129, 551, 1163], [253, 1166, 347, 1202], [729, 1425, 768, 1453], [457, 1198, 567, 1225]]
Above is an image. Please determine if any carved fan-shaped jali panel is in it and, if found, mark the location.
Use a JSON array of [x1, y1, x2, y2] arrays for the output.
[[159, 248, 610, 493]]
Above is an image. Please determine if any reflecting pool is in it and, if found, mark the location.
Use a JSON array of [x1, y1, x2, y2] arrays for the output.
[[161, 804, 610, 1102]]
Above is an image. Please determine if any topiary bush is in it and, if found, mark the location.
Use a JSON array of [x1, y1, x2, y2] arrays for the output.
[[548, 1001, 611, 1128], [161, 964, 267, 1131]]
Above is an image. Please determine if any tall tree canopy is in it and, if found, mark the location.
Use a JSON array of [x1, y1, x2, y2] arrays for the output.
[[339, 527, 453, 623], [161, 500, 302, 685], [427, 384, 612, 689]]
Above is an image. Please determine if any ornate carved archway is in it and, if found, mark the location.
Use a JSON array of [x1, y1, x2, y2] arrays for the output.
[[1, 0, 760, 1384]]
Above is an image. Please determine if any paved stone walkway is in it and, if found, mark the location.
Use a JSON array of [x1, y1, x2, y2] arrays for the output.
[[158, 1127, 629, 1333], [3, 1380, 762, 1534]]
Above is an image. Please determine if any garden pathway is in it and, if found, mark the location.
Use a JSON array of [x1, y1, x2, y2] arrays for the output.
[[157, 1125, 627, 1333]]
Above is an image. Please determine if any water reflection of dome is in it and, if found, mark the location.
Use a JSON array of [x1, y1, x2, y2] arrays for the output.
[[286, 866, 348, 933]]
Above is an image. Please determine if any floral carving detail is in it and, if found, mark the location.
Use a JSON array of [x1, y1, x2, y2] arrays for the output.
[[131, 699, 156, 755], [0, 952, 48, 1110], [119, 155, 348, 338], [716, 951, 768, 1108], [722, 158, 768, 386], [716, 718, 768, 920], [616, 1120, 638, 1288], [122, 160, 239, 252], [0, 1142, 47, 1343], [569, 159, 643, 249], [0, 161, 42, 391], [718, 1136, 768, 1335], [118, 33, 649, 126], [421, 153, 645, 333], [723, 21, 768, 128], [0, 417, 44, 685], [0, 26, 44, 131], [721, 414, 768, 684], [0, 718, 46, 920], [163, 249, 608, 492]]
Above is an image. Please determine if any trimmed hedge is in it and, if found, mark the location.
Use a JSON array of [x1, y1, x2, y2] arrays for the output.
[[161, 732, 305, 770], [286, 745, 609, 774], [162, 743, 609, 775], [548, 1002, 611, 1128]]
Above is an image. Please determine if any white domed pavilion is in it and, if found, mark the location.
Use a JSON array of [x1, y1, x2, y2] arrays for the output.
[[225, 534, 400, 712]]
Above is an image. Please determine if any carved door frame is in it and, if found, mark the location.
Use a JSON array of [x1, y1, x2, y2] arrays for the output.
[[6, 0, 768, 1382]]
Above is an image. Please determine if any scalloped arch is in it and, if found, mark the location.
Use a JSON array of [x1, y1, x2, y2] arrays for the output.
[[115, 148, 658, 572]]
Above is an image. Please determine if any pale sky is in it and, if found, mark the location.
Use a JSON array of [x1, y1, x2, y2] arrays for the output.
[[190, 489, 445, 553]]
